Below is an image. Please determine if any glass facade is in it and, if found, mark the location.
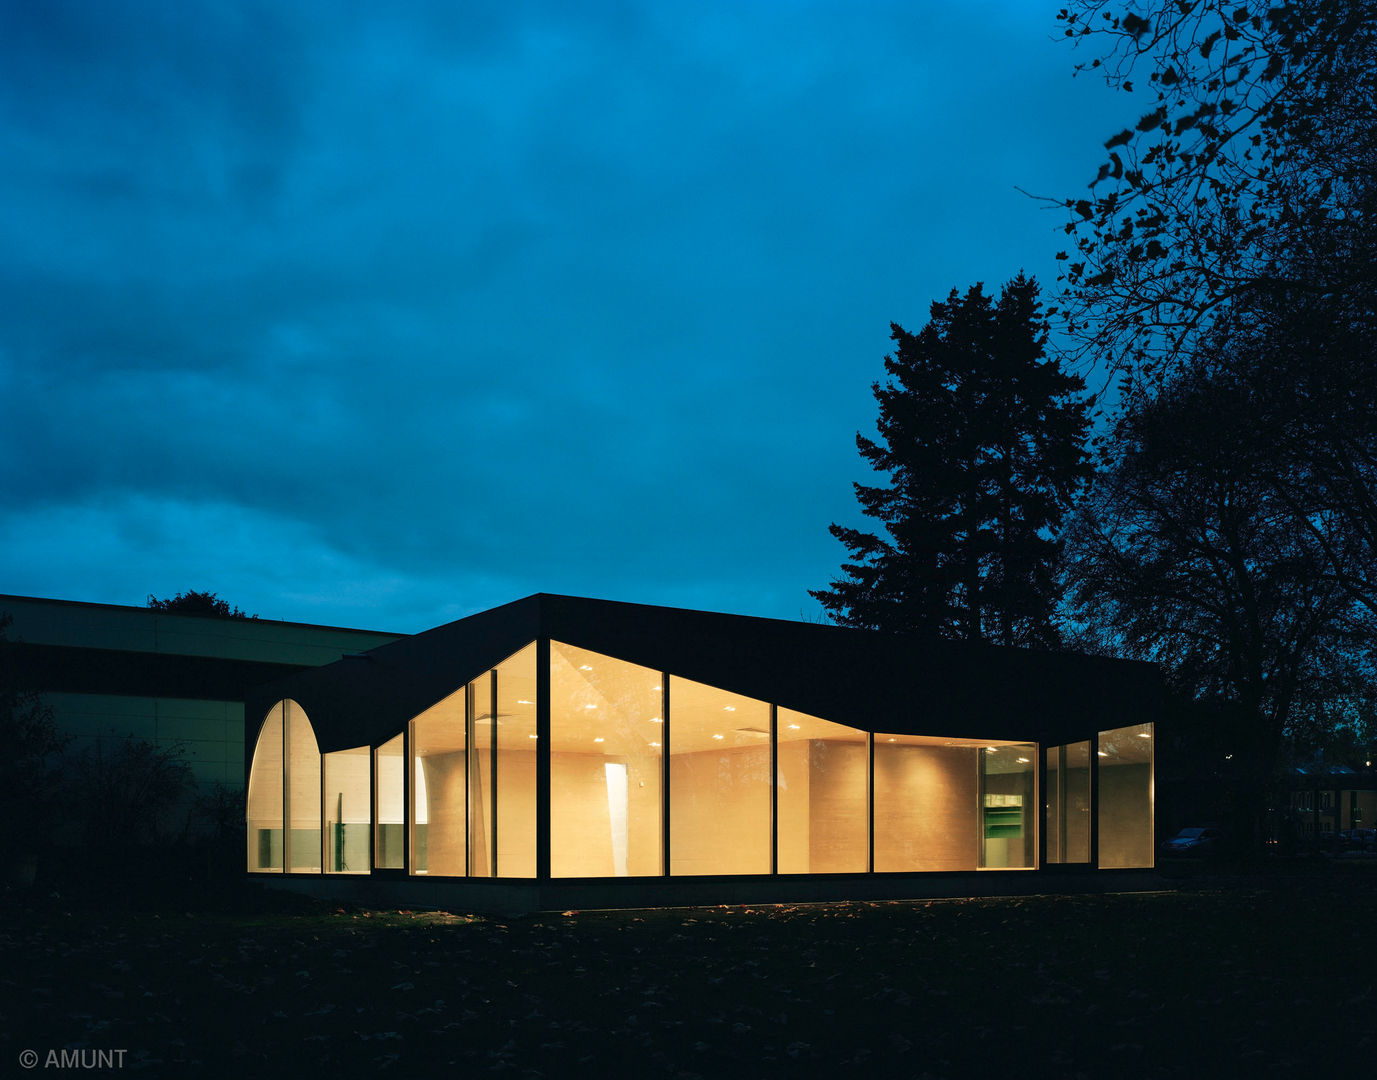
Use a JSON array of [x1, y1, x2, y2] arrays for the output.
[[1045, 741, 1091, 863], [776, 709, 868, 874], [246, 702, 285, 872], [410, 687, 466, 876], [245, 640, 1156, 882], [494, 644, 537, 877], [550, 644, 663, 878], [1098, 723, 1155, 868], [875, 735, 981, 871], [980, 743, 1036, 869], [374, 734, 405, 869], [669, 676, 771, 876], [324, 746, 370, 874]]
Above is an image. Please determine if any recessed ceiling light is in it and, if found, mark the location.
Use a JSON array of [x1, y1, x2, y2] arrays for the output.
[[528, 734, 538, 740], [986, 746, 999, 752], [649, 717, 662, 723], [517, 699, 533, 705], [1098, 751, 1109, 757], [1016, 757, 1029, 764], [723, 706, 736, 712], [593, 737, 605, 743], [652, 686, 661, 692], [1137, 732, 1152, 738], [887, 738, 896, 743], [712, 734, 724, 740], [583, 704, 597, 710], [579, 665, 592, 671], [787, 724, 800, 731], [649, 741, 660, 748]]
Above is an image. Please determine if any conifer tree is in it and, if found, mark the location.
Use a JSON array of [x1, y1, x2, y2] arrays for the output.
[[812, 275, 1092, 646]]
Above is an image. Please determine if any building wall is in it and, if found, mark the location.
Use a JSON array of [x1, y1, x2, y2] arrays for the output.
[[2, 594, 401, 797]]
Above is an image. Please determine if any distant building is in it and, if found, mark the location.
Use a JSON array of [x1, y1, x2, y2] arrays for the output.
[[2, 594, 402, 794], [246, 593, 1162, 912]]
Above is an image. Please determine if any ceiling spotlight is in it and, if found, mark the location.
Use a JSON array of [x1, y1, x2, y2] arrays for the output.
[[583, 704, 597, 710], [1097, 751, 1109, 757], [712, 733, 725, 741], [649, 717, 662, 723], [517, 699, 533, 705], [723, 706, 736, 712], [1137, 732, 1152, 739], [579, 665, 592, 671], [1016, 757, 1029, 764], [528, 734, 538, 740], [649, 741, 660, 748], [593, 737, 605, 744], [787, 724, 800, 731]]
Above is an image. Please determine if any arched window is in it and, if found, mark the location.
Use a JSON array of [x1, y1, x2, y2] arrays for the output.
[[245, 699, 321, 872]]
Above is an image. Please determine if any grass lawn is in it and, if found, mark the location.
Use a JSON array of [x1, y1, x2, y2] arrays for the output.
[[3, 862, 1374, 1078]]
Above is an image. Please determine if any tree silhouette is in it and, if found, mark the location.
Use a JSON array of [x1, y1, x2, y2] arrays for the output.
[[812, 276, 1092, 646], [147, 591, 256, 619], [1052, 0, 1377, 379]]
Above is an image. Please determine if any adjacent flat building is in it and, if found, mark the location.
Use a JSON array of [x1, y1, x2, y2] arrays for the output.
[[2, 594, 402, 793]]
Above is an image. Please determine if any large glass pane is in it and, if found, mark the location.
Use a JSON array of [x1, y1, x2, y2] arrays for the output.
[[495, 643, 537, 878], [550, 643, 664, 877], [1098, 723, 1155, 867], [669, 676, 770, 875], [285, 700, 321, 872], [410, 687, 466, 876], [980, 742, 1035, 868], [776, 709, 868, 874], [245, 702, 284, 872], [324, 746, 370, 874], [1046, 741, 1091, 864], [874, 735, 979, 871], [468, 671, 494, 877], [374, 733, 405, 869]]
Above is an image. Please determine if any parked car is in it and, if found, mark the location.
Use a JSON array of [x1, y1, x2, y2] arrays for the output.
[[1160, 826, 1224, 856], [1341, 828, 1376, 852]]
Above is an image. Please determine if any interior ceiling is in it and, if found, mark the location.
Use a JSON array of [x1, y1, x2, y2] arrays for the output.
[[406, 641, 1081, 761]]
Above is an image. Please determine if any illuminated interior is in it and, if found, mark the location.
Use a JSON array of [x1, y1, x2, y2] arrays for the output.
[[245, 701, 285, 872], [1045, 740, 1091, 863], [246, 632, 1157, 884], [374, 734, 404, 869], [1097, 723, 1155, 868], [324, 746, 370, 874], [776, 708, 868, 874]]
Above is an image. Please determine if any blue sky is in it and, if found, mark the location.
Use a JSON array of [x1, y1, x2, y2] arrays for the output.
[[0, 1, 1127, 633]]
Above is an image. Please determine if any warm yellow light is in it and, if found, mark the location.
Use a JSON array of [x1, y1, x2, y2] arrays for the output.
[[887, 737, 896, 743], [723, 706, 736, 712], [1017, 757, 1029, 763], [517, 699, 533, 705], [528, 734, 538, 740], [652, 685, 661, 692], [649, 717, 662, 723], [1098, 751, 1109, 757], [787, 723, 800, 730], [649, 741, 660, 748], [583, 704, 597, 710], [579, 664, 592, 671], [986, 746, 999, 752], [1137, 732, 1152, 739], [712, 733, 725, 741], [593, 737, 605, 743]]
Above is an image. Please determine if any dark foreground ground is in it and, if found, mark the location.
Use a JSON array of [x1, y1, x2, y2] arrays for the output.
[[3, 861, 1375, 1079]]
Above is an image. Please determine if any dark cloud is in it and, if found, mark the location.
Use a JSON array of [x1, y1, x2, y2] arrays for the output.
[[0, 2, 1128, 632]]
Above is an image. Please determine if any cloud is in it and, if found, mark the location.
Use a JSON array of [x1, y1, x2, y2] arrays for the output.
[[0, 2, 1129, 629]]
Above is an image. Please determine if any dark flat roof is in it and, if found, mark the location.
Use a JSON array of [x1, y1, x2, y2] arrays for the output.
[[248, 593, 1162, 755]]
